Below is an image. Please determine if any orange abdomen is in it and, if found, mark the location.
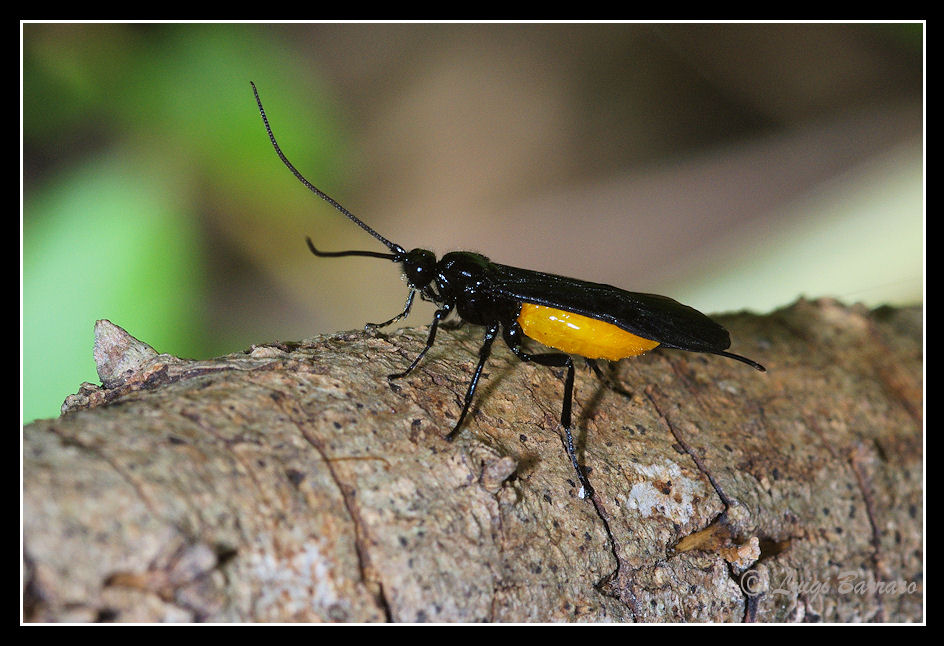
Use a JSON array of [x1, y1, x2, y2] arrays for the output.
[[517, 303, 660, 361]]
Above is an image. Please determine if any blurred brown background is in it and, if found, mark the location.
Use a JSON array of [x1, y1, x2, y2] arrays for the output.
[[23, 22, 924, 422]]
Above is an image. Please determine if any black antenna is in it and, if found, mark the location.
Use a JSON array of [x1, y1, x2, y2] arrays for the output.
[[305, 236, 398, 261], [250, 81, 405, 256]]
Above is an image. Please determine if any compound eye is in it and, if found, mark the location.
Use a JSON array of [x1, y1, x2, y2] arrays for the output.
[[403, 248, 437, 288]]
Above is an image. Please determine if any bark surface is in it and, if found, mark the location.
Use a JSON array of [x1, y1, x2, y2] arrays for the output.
[[23, 299, 923, 622]]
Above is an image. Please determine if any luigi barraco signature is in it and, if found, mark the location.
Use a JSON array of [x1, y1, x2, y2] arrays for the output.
[[740, 569, 918, 599]]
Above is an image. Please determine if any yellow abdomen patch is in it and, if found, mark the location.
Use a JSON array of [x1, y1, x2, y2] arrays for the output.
[[517, 303, 660, 361]]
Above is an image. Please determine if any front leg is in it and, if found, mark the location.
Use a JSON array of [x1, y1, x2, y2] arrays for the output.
[[388, 304, 452, 380], [502, 322, 591, 496], [366, 289, 416, 331]]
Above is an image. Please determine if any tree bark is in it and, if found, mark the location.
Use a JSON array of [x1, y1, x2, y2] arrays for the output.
[[23, 299, 923, 622]]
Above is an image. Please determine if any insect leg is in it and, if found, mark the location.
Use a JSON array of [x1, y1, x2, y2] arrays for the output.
[[501, 324, 592, 495], [366, 289, 416, 330], [445, 323, 499, 440], [586, 357, 633, 398], [388, 304, 452, 380]]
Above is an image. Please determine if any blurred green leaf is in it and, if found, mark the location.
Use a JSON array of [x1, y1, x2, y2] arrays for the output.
[[23, 24, 351, 423], [23, 154, 203, 424]]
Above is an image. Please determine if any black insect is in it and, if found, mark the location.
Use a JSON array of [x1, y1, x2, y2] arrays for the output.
[[251, 82, 765, 497]]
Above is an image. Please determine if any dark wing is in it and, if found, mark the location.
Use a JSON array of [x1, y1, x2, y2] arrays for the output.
[[484, 263, 732, 353]]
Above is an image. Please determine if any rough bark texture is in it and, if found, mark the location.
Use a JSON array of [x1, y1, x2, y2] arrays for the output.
[[23, 299, 923, 623]]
